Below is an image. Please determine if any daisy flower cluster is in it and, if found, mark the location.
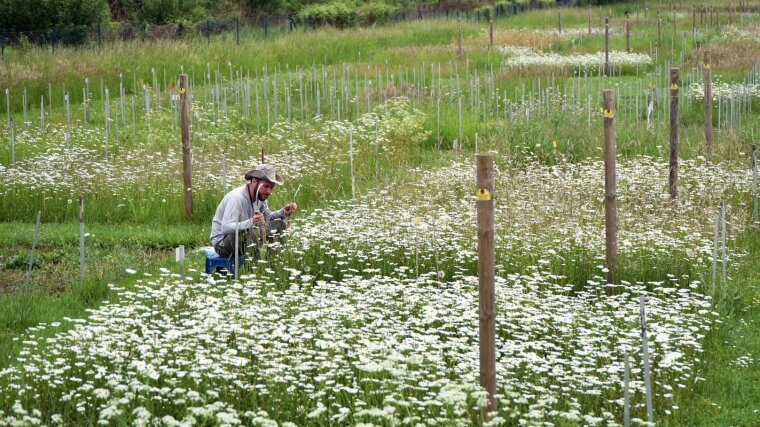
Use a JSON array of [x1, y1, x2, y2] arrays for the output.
[[500, 46, 653, 70]]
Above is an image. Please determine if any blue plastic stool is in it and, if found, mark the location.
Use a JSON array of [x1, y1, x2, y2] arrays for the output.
[[204, 253, 246, 275]]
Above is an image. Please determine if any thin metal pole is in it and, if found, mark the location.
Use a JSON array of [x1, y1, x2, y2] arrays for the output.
[[712, 206, 719, 294], [374, 116, 379, 180], [5, 88, 10, 129], [640, 296, 654, 425], [24, 211, 42, 296], [721, 200, 727, 285], [704, 53, 713, 162], [624, 352, 631, 427], [458, 17, 463, 56], [234, 209, 240, 280], [753, 144, 758, 223], [79, 197, 85, 285], [9, 118, 14, 165]]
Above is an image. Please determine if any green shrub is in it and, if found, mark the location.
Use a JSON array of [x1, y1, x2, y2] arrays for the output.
[[17, 34, 32, 53], [297, 2, 357, 28], [0, 0, 108, 31], [474, 5, 493, 20], [357, 2, 399, 26], [141, 0, 209, 24]]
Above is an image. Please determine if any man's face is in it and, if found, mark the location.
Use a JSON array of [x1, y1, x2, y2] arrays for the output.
[[255, 180, 275, 200]]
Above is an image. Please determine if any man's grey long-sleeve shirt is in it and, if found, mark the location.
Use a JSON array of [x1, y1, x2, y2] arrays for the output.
[[210, 184, 285, 246]]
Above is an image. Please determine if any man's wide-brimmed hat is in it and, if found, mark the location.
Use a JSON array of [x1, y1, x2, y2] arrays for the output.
[[244, 164, 284, 186]]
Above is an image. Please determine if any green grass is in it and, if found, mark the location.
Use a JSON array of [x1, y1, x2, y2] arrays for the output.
[[660, 225, 760, 426], [0, 222, 206, 369]]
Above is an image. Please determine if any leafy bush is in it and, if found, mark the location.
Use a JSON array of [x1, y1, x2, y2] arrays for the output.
[[474, 5, 492, 20], [357, 2, 399, 26], [0, 0, 109, 31], [141, 0, 209, 24], [297, 2, 357, 28], [17, 34, 32, 53]]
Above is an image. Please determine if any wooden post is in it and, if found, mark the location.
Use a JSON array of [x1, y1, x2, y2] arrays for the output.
[[489, 18, 494, 49], [603, 90, 617, 290], [626, 15, 631, 53], [588, 8, 592, 35], [704, 53, 713, 162], [604, 18, 610, 76], [179, 74, 193, 219], [692, 6, 696, 36], [558, 9, 562, 34], [476, 153, 496, 416], [669, 68, 679, 200], [458, 17, 463, 56]]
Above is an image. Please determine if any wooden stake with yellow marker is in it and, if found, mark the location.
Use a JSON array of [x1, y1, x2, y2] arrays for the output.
[[603, 90, 617, 292], [476, 153, 496, 418]]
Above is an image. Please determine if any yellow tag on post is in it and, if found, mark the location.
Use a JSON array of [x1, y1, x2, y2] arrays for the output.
[[670, 83, 678, 90], [476, 188, 491, 201], [179, 88, 186, 94], [603, 109, 614, 119], [703, 63, 710, 70]]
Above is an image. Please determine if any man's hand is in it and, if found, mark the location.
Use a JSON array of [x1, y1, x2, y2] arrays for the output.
[[252, 211, 265, 226], [283, 202, 298, 217]]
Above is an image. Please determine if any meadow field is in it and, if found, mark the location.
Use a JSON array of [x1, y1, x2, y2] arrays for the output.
[[1, 1, 760, 425]]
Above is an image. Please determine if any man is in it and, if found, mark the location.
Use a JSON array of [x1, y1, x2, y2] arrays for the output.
[[210, 164, 297, 258]]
